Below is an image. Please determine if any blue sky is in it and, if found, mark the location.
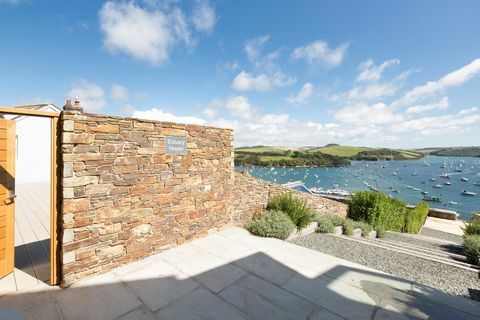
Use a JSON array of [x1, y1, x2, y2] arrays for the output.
[[1, 0, 480, 148]]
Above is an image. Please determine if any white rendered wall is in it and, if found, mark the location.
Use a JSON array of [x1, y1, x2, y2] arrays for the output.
[[15, 116, 51, 184]]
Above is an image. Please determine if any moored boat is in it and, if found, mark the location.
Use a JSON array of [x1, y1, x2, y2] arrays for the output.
[[432, 184, 442, 188], [461, 177, 469, 182], [423, 195, 441, 202], [461, 190, 476, 196]]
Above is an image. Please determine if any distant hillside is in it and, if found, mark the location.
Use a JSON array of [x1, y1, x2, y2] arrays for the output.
[[306, 145, 423, 160], [234, 145, 423, 167], [234, 147, 350, 167], [415, 146, 480, 157]]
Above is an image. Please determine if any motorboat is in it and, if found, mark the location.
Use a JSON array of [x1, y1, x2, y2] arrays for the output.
[[429, 178, 436, 181], [448, 201, 458, 205], [444, 181, 452, 186], [423, 195, 441, 202], [461, 190, 476, 196], [461, 177, 469, 182], [440, 173, 450, 179], [474, 181, 480, 186], [432, 184, 442, 189]]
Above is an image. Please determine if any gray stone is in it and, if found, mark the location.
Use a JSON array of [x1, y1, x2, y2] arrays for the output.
[[220, 274, 315, 320], [55, 274, 142, 320], [156, 287, 246, 320], [233, 252, 297, 286]]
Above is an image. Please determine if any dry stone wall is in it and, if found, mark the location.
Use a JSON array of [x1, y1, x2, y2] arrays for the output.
[[60, 113, 234, 285], [231, 171, 349, 225], [59, 112, 348, 285]]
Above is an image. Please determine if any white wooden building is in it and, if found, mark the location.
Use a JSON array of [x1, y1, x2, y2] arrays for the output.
[[8, 104, 61, 184]]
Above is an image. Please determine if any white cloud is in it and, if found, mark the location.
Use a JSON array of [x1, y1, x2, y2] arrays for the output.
[[347, 82, 400, 100], [132, 108, 206, 125], [68, 80, 106, 113], [110, 84, 129, 102], [99, 1, 194, 66], [287, 82, 314, 104], [225, 96, 253, 119], [393, 58, 480, 107], [231, 70, 295, 92], [405, 96, 449, 114], [245, 35, 270, 63], [291, 40, 349, 68], [356, 59, 400, 82], [390, 107, 480, 136], [335, 103, 403, 126], [191, 0, 216, 34], [260, 113, 289, 124], [201, 98, 223, 119]]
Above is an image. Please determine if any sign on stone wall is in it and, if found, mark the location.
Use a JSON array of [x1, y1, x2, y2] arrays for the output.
[[165, 136, 187, 155]]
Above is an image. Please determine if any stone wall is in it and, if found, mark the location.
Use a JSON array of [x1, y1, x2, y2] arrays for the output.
[[60, 113, 234, 285], [231, 171, 348, 225]]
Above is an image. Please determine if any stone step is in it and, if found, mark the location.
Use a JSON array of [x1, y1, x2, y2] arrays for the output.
[[333, 234, 479, 273], [359, 236, 468, 263], [387, 231, 461, 246]]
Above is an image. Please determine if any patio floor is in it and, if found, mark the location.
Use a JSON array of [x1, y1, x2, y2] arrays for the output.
[[0, 183, 50, 295], [1, 227, 480, 320]]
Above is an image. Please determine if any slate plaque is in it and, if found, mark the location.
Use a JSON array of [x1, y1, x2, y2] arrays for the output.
[[165, 136, 187, 155]]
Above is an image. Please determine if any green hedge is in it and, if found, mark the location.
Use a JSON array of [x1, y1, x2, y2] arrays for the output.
[[245, 210, 296, 240], [463, 216, 480, 236], [267, 193, 315, 229], [464, 235, 480, 264], [404, 202, 429, 234], [349, 191, 428, 234]]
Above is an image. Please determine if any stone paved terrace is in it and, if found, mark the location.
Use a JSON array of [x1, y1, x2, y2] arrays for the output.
[[1, 227, 479, 320]]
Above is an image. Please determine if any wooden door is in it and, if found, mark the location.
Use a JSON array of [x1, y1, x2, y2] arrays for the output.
[[0, 119, 15, 278]]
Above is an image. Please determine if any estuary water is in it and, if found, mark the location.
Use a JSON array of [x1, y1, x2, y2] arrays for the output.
[[237, 156, 480, 220]]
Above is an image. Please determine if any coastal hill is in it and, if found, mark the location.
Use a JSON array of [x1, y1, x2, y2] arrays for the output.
[[414, 146, 480, 157], [235, 145, 423, 167]]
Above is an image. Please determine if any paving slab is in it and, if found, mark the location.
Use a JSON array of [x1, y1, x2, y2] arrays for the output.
[[55, 273, 142, 320], [220, 274, 315, 320], [156, 287, 246, 320], [120, 261, 199, 312]]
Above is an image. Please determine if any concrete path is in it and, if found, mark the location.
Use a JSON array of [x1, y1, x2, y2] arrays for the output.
[[424, 216, 465, 236], [1, 227, 479, 320]]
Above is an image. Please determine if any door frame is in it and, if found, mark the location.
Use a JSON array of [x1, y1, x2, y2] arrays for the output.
[[0, 106, 61, 285]]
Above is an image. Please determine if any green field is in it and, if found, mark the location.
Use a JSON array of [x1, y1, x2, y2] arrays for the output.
[[235, 145, 424, 163], [306, 145, 373, 157]]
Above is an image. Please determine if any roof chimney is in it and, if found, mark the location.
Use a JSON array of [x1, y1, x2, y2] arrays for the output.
[[73, 96, 83, 113], [63, 98, 74, 111]]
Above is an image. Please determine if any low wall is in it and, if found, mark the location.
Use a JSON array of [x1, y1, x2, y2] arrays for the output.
[[60, 113, 234, 285], [231, 171, 349, 225]]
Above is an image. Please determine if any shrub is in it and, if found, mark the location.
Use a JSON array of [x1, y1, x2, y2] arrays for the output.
[[316, 216, 335, 233], [404, 202, 429, 234], [464, 235, 480, 264], [352, 221, 374, 237], [463, 217, 480, 237], [245, 210, 296, 240], [349, 191, 407, 232], [267, 193, 315, 229], [376, 226, 386, 238], [342, 219, 354, 236], [328, 215, 345, 226]]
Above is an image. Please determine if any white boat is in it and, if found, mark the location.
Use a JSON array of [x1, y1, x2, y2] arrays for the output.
[[444, 181, 452, 186], [429, 178, 436, 181], [440, 173, 450, 179], [432, 184, 442, 189], [474, 181, 480, 186], [449, 201, 458, 205], [461, 177, 469, 182], [461, 190, 476, 196]]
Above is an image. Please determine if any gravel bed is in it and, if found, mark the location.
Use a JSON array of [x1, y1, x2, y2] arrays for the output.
[[420, 227, 463, 244], [385, 232, 464, 256], [291, 233, 480, 301]]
